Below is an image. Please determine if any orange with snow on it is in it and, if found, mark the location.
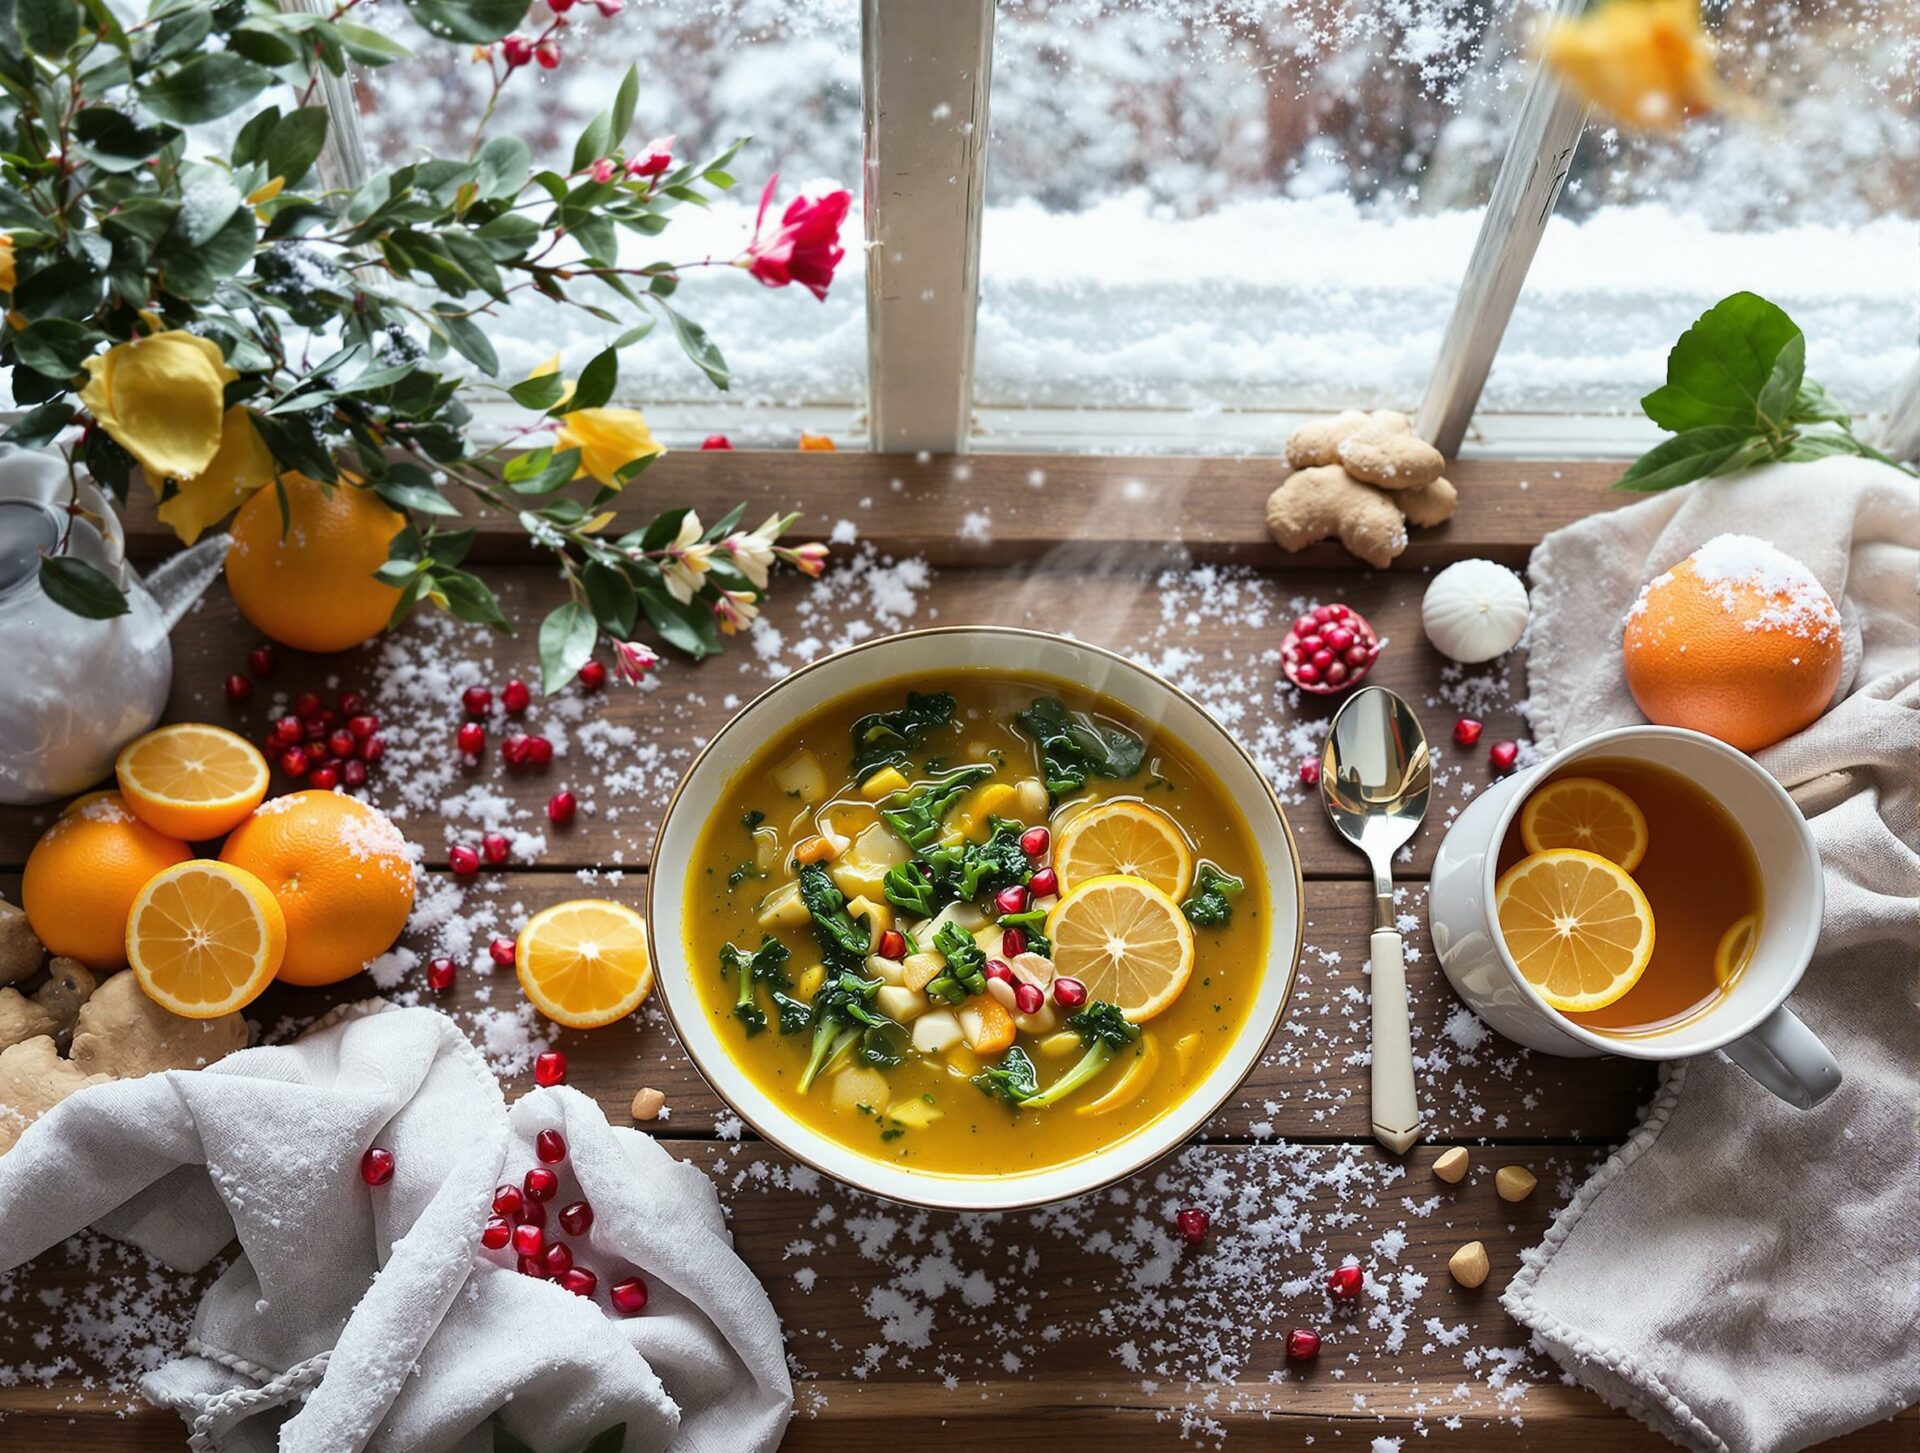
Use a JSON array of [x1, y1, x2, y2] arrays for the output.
[[20, 793, 191, 970], [1622, 533, 1842, 753]]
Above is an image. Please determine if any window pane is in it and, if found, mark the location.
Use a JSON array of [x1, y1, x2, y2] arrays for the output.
[[357, 0, 866, 424]]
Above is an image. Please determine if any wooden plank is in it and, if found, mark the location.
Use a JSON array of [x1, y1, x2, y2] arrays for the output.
[[0, 561, 1538, 879], [108, 453, 1630, 567]]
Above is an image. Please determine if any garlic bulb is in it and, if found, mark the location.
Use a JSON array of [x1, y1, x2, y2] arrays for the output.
[[1422, 559, 1529, 663]]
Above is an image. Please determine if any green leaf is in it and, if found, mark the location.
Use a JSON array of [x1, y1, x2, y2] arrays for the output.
[[1614, 426, 1778, 493], [40, 556, 129, 619], [138, 53, 274, 125], [1791, 379, 1851, 427], [1, 400, 76, 448], [584, 559, 638, 637], [639, 585, 721, 659], [571, 112, 613, 176], [610, 67, 638, 146], [266, 107, 332, 189], [435, 568, 509, 629], [554, 348, 617, 414], [333, 21, 412, 65], [401, 0, 530, 44], [1639, 292, 1803, 434], [538, 601, 598, 694], [508, 371, 567, 411], [17, 0, 81, 56], [375, 480, 461, 516], [1754, 332, 1804, 433], [150, 5, 213, 62], [657, 303, 729, 391], [10, 319, 101, 378], [430, 305, 499, 375], [503, 447, 579, 497], [72, 107, 178, 172], [232, 106, 280, 169], [12, 256, 103, 323]]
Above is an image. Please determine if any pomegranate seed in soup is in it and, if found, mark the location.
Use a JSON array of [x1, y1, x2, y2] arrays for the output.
[[534, 1053, 568, 1088], [610, 1276, 649, 1314], [994, 883, 1029, 916], [1000, 926, 1028, 958], [876, 930, 907, 961], [1027, 867, 1058, 899], [535, 1128, 567, 1162], [983, 960, 1015, 986], [1013, 982, 1044, 1015], [1051, 977, 1087, 1008], [1020, 826, 1050, 859]]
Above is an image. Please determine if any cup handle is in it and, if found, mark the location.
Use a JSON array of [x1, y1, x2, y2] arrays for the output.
[[1721, 1006, 1843, 1110]]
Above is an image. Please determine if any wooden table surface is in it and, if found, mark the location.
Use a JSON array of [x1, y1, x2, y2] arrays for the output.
[[0, 452, 1908, 1450]]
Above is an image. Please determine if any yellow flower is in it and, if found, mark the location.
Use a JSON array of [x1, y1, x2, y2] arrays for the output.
[[155, 408, 276, 545], [659, 511, 713, 604], [79, 330, 237, 483], [555, 407, 666, 489], [0, 234, 14, 295], [1540, 0, 1721, 132]]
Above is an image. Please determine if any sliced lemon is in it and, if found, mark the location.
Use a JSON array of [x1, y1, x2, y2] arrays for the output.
[[1520, 776, 1649, 872], [1714, 913, 1760, 988], [1053, 801, 1194, 900], [126, 860, 286, 1018], [116, 724, 270, 842], [1494, 849, 1656, 1013], [516, 899, 653, 1029], [1044, 874, 1195, 1022]]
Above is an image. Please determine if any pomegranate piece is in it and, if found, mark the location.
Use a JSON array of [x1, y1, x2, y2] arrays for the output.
[[247, 645, 278, 677], [1019, 826, 1050, 859], [1453, 717, 1484, 748], [523, 736, 554, 766], [492, 1183, 524, 1218], [309, 766, 339, 791], [562, 1267, 597, 1297], [328, 728, 357, 759], [558, 1200, 594, 1237], [1489, 740, 1520, 773], [489, 936, 517, 967], [576, 659, 606, 691], [700, 434, 733, 451], [1298, 758, 1321, 787], [876, 929, 907, 961], [462, 685, 493, 717], [1281, 603, 1382, 696], [481, 1215, 512, 1250], [523, 1166, 559, 1203], [338, 690, 367, 716], [547, 790, 577, 826], [501, 733, 530, 767], [983, 959, 1015, 986], [534, 1053, 568, 1089], [516, 1253, 546, 1278], [342, 759, 368, 788], [1013, 981, 1044, 1015], [481, 831, 511, 865], [511, 1222, 545, 1257], [1174, 1207, 1210, 1244], [360, 1147, 394, 1186], [456, 722, 485, 757], [1027, 867, 1059, 900], [279, 749, 310, 779], [362, 735, 386, 764], [224, 673, 253, 704], [517, 1196, 546, 1230], [348, 714, 378, 740], [994, 883, 1030, 916], [1326, 1265, 1364, 1301], [502, 679, 532, 715], [294, 691, 324, 720], [610, 1275, 649, 1315], [427, 957, 457, 992], [535, 1127, 567, 1162], [1051, 977, 1087, 1009], [999, 926, 1028, 958], [274, 716, 304, 745], [1285, 1328, 1321, 1361], [541, 1241, 573, 1277], [449, 844, 480, 878]]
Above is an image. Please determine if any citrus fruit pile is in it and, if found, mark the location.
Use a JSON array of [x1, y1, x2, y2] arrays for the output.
[[21, 723, 415, 1020]]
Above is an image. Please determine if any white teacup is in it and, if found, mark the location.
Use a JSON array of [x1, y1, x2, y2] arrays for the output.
[[1429, 725, 1842, 1108]]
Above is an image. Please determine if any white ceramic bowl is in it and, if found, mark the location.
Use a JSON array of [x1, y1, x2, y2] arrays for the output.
[[647, 626, 1304, 1210]]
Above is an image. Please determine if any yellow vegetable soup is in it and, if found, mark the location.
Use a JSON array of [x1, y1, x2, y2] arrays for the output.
[[684, 670, 1268, 1176]]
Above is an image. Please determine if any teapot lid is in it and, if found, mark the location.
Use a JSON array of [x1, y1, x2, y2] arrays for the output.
[[0, 499, 61, 599]]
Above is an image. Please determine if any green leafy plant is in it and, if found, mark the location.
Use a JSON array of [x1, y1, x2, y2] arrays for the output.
[[0, 0, 846, 688], [1616, 291, 1909, 492]]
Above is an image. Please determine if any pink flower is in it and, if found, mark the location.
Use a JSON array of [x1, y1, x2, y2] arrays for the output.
[[612, 639, 660, 685], [778, 541, 830, 579], [593, 0, 624, 14], [713, 589, 760, 636], [548, 0, 576, 12], [589, 157, 618, 183], [739, 174, 851, 301], [627, 135, 674, 179]]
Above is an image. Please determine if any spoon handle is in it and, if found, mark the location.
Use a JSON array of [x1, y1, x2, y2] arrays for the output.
[[1369, 928, 1422, 1155]]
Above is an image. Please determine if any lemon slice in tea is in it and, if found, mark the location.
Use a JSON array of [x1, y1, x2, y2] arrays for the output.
[[1494, 849, 1656, 1013], [1714, 913, 1760, 988], [1519, 776, 1649, 872]]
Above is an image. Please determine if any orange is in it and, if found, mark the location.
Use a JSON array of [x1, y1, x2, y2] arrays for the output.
[[1494, 849, 1656, 1013], [1520, 776, 1649, 872], [1623, 535, 1842, 753], [225, 473, 405, 653], [1044, 874, 1195, 1022], [219, 790, 415, 986], [126, 860, 285, 1018], [116, 723, 270, 841], [515, 899, 653, 1029], [21, 793, 192, 969], [1053, 801, 1195, 900]]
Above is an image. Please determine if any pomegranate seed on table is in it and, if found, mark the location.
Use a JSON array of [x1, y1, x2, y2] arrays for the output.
[[348, 714, 378, 740], [1327, 1265, 1364, 1300], [481, 1216, 512, 1250], [994, 883, 1029, 916], [274, 716, 304, 744], [1281, 604, 1381, 696], [511, 1222, 545, 1257], [426, 957, 457, 992], [502, 679, 531, 714], [1298, 759, 1320, 787], [562, 1267, 597, 1297], [362, 735, 386, 764], [1020, 826, 1050, 859], [279, 749, 309, 779], [328, 728, 357, 759], [876, 930, 907, 961], [576, 659, 606, 691], [342, 759, 368, 788], [493, 1183, 524, 1218], [1027, 867, 1058, 899], [517, 1254, 546, 1278], [224, 673, 252, 704], [999, 926, 1028, 958], [449, 844, 480, 878], [1489, 740, 1520, 773], [1453, 717, 1484, 747], [541, 1241, 573, 1277], [535, 1127, 567, 1161], [559, 1200, 594, 1236], [339, 690, 366, 716], [502, 734, 530, 766], [610, 1275, 649, 1314], [1051, 977, 1087, 1008], [1174, 1207, 1210, 1244], [360, 1148, 394, 1186], [534, 1053, 568, 1088], [524, 736, 553, 766], [309, 766, 339, 791], [457, 722, 485, 756], [295, 691, 323, 720], [700, 434, 733, 451], [1286, 1328, 1321, 1361], [304, 740, 329, 762], [523, 1169, 559, 1207], [462, 685, 493, 717], [481, 832, 511, 865], [247, 645, 277, 677], [1013, 981, 1044, 1015], [547, 790, 577, 826], [490, 937, 518, 967]]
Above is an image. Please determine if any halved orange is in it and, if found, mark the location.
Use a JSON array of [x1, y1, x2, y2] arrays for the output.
[[515, 899, 653, 1029], [117, 724, 270, 841], [1053, 801, 1194, 900], [1494, 849, 1656, 1013], [1044, 873, 1194, 1022], [126, 860, 286, 1018], [1520, 776, 1649, 872]]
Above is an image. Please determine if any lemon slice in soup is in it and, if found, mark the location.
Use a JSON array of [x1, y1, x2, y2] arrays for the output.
[[1053, 801, 1194, 900], [1044, 874, 1195, 1022]]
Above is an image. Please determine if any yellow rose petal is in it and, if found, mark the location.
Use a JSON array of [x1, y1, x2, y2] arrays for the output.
[[554, 407, 665, 489], [156, 407, 276, 545], [0, 235, 15, 295], [80, 330, 238, 483]]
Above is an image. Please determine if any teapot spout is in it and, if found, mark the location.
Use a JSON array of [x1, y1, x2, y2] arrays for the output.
[[140, 534, 230, 630]]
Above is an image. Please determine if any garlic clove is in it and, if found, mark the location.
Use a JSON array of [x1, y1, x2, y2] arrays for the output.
[[1422, 558, 1530, 664]]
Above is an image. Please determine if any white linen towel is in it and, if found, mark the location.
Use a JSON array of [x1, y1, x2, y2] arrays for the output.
[[1504, 457, 1920, 1453], [0, 1000, 791, 1453]]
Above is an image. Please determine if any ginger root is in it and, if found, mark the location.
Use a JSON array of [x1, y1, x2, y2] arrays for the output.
[[1398, 474, 1459, 528], [1265, 466, 1410, 570], [0, 1037, 111, 1154], [1338, 422, 1446, 490], [1269, 413, 1458, 568], [70, 970, 247, 1080], [1284, 409, 1374, 470], [0, 897, 43, 987]]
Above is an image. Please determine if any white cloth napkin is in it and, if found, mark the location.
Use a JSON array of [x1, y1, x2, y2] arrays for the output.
[[1503, 457, 1920, 1453], [0, 1001, 791, 1453]]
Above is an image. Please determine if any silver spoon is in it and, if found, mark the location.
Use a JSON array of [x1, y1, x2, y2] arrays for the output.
[[1320, 686, 1432, 1155]]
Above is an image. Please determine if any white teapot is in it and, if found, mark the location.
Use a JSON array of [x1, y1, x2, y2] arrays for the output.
[[0, 446, 227, 805]]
